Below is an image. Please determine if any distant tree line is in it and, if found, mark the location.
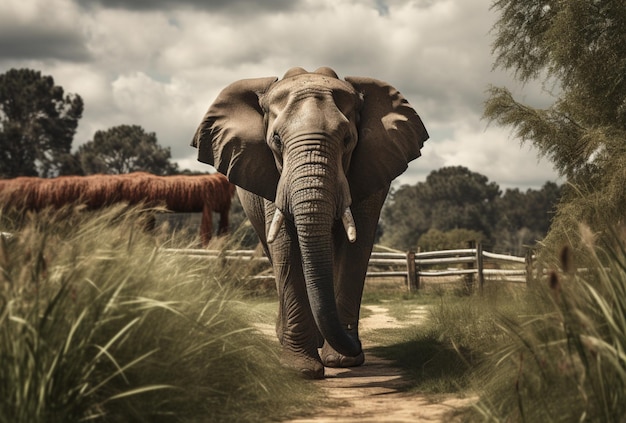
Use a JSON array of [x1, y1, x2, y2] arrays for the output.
[[380, 166, 563, 255], [0, 68, 181, 178]]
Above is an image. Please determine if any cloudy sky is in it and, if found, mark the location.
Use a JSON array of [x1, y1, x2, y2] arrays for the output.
[[1, 0, 562, 190]]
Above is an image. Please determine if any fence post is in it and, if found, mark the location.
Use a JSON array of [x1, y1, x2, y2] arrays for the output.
[[525, 248, 534, 286], [476, 242, 484, 294], [406, 250, 418, 292], [464, 241, 475, 294]]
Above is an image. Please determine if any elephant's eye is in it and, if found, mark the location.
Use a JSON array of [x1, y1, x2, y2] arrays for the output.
[[272, 133, 283, 151], [344, 134, 356, 149]]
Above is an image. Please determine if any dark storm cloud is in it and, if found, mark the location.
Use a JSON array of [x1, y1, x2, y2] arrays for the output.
[[77, 0, 304, 14], [0, 26, 90, 62]]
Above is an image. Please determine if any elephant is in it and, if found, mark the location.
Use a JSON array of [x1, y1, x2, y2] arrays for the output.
[[192, 67, 428, 378]]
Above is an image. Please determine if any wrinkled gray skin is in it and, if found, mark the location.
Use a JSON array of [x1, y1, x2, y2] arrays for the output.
[[192, 67, 428, 378]]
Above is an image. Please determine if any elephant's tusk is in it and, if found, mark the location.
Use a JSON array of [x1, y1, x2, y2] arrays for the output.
[[267, 208, 284, 243], [342, 208, 357, 243]]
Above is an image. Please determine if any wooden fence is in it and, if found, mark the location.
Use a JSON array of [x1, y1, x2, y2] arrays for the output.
[[163, 243, 531, 293]]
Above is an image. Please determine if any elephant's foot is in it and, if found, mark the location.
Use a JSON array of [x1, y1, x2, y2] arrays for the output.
[[280, 347, 325, 379], [320, 324, 364, 368], [320, 341, 365, 368]]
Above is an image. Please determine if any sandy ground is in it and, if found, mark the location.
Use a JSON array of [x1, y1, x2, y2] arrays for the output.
[[257, 304, 475, 423]]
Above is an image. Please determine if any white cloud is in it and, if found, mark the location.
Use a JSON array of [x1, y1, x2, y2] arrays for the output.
[[83, 8, 180, 72], [397, 123, 561, 190], [110, 72, 203, 158]]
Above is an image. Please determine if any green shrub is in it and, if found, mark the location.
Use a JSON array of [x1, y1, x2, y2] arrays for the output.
[[0, 206, 320, 423], [417, 228, 485, 252]]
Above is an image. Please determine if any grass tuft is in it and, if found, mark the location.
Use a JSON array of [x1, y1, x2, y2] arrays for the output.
[[0, 205, 322, 423], [367, 287, 521, 396]]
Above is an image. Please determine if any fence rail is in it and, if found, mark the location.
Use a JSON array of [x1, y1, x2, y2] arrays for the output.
[[163, 243, 531, 292]]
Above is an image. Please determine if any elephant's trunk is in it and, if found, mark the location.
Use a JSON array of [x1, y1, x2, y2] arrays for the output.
[[290, 177, 361, 358]]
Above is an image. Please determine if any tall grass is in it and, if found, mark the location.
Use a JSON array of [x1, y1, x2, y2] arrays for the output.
[[0, 206, 321, 422], [367, 287, 521, 395], [367, 227, 626, 422], [473, 227, 626, 422]]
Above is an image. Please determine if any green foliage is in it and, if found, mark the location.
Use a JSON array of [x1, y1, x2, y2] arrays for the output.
[[0, 68, 83, 178], [498, 182, 562, 235], [494, 182, 563, 254], [487, 0, 626, 250], [381, 166, 560, 252], [381, 166, 500, 249], [418, 228, 485, 252], [380, 182, 427, 249], [76, 124, 179, 175], [0, 206, 322, 422]]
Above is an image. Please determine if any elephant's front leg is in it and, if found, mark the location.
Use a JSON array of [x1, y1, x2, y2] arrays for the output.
[[264, 201, 325, 379], [321, 188, 390, 368]]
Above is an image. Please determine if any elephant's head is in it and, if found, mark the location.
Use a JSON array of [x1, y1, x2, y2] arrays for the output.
[[192, 67, 428, 357]]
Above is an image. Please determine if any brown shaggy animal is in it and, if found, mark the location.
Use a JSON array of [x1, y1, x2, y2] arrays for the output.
[[0, 172, 235, 246]]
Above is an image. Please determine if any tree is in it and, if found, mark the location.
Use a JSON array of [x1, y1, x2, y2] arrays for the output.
[[424, 166, 501, 237], [380, 166, 501, 250], [523, 181, 563, 234], [0, 68, 83, 178], [494, 182, 563, 254], [379, 183, 431, 250], [77, 124, 179, 175], [380, 166, 561, 252], [486, 0, 626, 248]]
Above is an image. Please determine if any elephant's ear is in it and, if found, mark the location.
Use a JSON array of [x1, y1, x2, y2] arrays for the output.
[[344, 76, 429, 201], [191, 77, 279, 201]]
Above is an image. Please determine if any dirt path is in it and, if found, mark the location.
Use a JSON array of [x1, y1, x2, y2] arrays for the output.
[[258, 305, 474, 423]]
